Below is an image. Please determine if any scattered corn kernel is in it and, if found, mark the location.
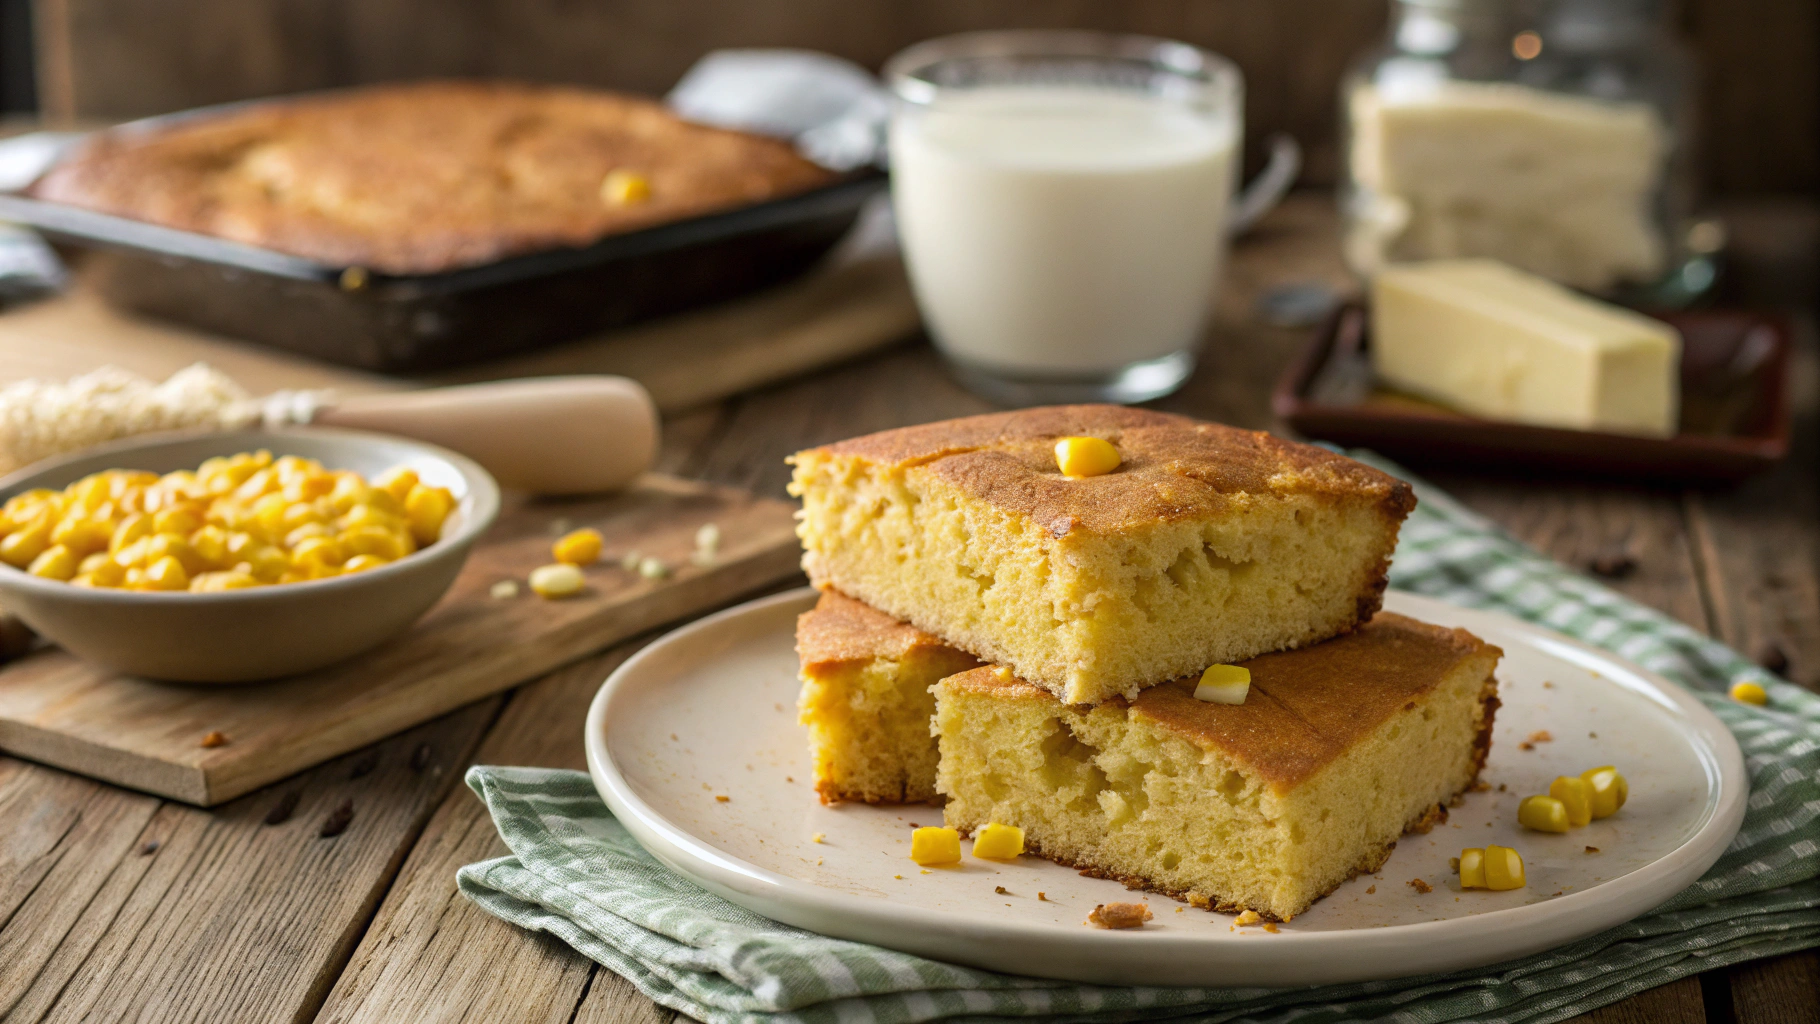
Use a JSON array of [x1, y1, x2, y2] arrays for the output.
[[1483, 845, 1526, 890], [972, 822, 1025, 860], [1549, 775, 1593, 828], [1194, 663, 1251, 704], [620, 550, 642, 571], [601, 169, 652, 205], [490, 580, 520, 599], [909, 826, 961, 866], [529, 563, 586, 599], [0, 455, 442, 592], [1581, 766, 1628, 819], [1458, 847, 1487, 889], [1730, 681, 1769, 706], [695, 522, 720, 553], [638, 556, 669, 580], [1518, 794, 1571, 833], [1054, 436, 1121, 478], [553, 528, 604, 566]]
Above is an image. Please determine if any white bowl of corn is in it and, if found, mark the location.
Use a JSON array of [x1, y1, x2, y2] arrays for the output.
[[0, 427, 499, 682]]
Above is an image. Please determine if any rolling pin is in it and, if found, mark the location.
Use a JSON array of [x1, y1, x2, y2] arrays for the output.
[[309, 376, 660, 496]]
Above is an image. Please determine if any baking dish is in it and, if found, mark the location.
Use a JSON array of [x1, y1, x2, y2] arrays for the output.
[[0, 98, 885, 373]]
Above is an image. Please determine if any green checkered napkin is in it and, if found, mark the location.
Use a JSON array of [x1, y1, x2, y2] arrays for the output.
[[458, 461, 1820, 1024]]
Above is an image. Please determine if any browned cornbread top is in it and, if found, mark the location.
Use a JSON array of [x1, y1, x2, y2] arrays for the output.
[[944, 612, 1500, 792], [30, 81, 836, 275], [796, 589, 958, 669], [800, 405, 1416, 538]]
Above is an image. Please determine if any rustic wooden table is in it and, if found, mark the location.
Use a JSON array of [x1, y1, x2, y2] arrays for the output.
[[2, 195, 1814, 1024]]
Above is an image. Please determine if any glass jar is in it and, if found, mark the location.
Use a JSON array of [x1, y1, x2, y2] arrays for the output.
[[1341, 0, 1697, 297]]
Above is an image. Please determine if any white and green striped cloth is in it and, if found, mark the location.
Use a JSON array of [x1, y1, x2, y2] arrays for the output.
[[459, 464, 1820, 1024]]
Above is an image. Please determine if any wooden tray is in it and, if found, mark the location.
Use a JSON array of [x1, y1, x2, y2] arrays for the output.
[[0, 474, 801, 805], [1273, 303, 1793, 484]]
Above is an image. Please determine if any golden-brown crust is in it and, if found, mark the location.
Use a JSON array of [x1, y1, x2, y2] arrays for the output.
[[796, 589, 960, 670], [814, 776, 944, 807], [30, 80, 835, 275], [945, 612, 1502, 793], [800, 405, 1417, 538]]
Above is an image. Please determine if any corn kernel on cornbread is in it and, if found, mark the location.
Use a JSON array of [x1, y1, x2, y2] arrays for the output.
[[796, 589, 979, 804], [30, 81, 836, 275], [790, 406, 1416, 705], [933, 612, 1501, 920]]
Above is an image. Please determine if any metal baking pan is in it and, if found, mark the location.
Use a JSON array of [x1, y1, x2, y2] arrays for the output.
[[0, 106, 886, 373], [1273, 302, 1792, 485]]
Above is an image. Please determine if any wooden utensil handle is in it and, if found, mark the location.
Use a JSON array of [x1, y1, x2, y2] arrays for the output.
[[316, 377, 659, 495]]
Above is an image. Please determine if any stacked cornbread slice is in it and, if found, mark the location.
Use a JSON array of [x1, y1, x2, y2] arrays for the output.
[[792, 405, 1502, 920]]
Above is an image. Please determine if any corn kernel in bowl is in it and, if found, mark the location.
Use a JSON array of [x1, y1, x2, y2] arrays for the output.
[[0, 452, 455, 592]]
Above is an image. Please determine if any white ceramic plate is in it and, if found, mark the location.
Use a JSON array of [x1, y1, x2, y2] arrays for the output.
[[585, 588, 1746, 987]]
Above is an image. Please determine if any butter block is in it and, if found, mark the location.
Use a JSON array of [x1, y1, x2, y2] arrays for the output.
[[1371, 259, 1680, 436]]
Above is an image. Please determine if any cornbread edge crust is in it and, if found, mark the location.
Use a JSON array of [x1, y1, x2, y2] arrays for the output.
[[933, 613, 1502, 920], [796, 590, 980, 805], [790, 406, 1416, 704], [30, 81, 836, 275]]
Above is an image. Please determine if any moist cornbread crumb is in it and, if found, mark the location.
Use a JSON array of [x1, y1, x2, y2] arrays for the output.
[[790, 405, 1416, 705], [1087, 902, 1153, 929], [30, 81, 835, 275], [796, 590, 980, 804], [934, 613, 1501, 921]]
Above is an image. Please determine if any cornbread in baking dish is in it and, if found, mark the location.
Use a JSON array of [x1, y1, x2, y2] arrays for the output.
[[934, 612, 1501, 921], [789, 405, 1417, 705], [28, 81, 836, 275], [796, 589, 979, 805]]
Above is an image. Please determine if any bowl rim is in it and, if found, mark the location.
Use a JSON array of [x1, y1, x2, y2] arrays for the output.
[[0, 425, 501, 603]]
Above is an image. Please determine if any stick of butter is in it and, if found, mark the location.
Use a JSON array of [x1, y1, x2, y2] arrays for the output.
[[1370, 259, 1681, 436]]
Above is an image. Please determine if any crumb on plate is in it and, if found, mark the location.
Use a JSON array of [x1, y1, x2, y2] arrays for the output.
[[1088, 902, 1153, 929], [1408, 878, 1433, 894]]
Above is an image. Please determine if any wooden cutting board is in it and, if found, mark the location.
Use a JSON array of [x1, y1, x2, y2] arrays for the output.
[[0, 473, 802, 805]]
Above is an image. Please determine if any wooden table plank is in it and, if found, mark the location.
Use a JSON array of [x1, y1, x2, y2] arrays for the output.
[[313, 648, 654, 1024], [1, 700, 496, 1024]]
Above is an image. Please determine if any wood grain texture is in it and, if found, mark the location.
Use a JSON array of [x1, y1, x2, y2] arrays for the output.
[[314, 648, 639, 1024], [0, 474, 800, 805], [1571, 976, 1709, 1024], [0, 699, 495, 1024]]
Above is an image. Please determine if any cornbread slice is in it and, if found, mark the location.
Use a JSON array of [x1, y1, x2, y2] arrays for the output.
[[791, 406, 1416, 704], [796, 590, 979, 804], [934, 612, 1501, 920]]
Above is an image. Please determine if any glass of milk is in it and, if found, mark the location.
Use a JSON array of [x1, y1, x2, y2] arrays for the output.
[[886, 31, 1243, 404]]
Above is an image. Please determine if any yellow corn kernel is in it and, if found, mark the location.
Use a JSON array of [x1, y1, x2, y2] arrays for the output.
[[338, 502, 401, 533], [1581, 766, 1629, 819], [291, 536, 346, 570], [80, 554, 126, 587], [284, 522, 333, 548], [365, 487, 405, 518], [0, 525, 50, 567], [275, 502, 324, 534], [190, 571, 261, 592], [374, 466, 419, 503], [145, 534, 204, 574], [1459, 847, 1486, 889], [1730, 681, 1769, 706], [70, 573, 99, 587], [971, 822, 1025, 860], [553, 528, 604, 566], [190, 525, 231, 568], [340, 525, 408, 561], [1054, 436, 1121, 479], [529, 562, 586, 599], [224, 530, 258, 558], [1518, 795, 1571, 833], [232, 468, 278, 503], [252, 493, 290, 537], [1194, 663, 1251, 704], [140, 555, 190, 591], [288, 472, 337, 503], [342, 553, 389, 573], [153, 505, 205, 537], [909, 826, 962, 866], [1549, 775, 1593, 828], [111, 537, 151, 568], [240, 545, 291, 582], [601, 169, 651, 205], [109, 512, 152, 553], [405, 485, 455, 545], [1483, 845, 1526, 890], [52, 515, 113, 556], [28, 544, 79, 580]]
